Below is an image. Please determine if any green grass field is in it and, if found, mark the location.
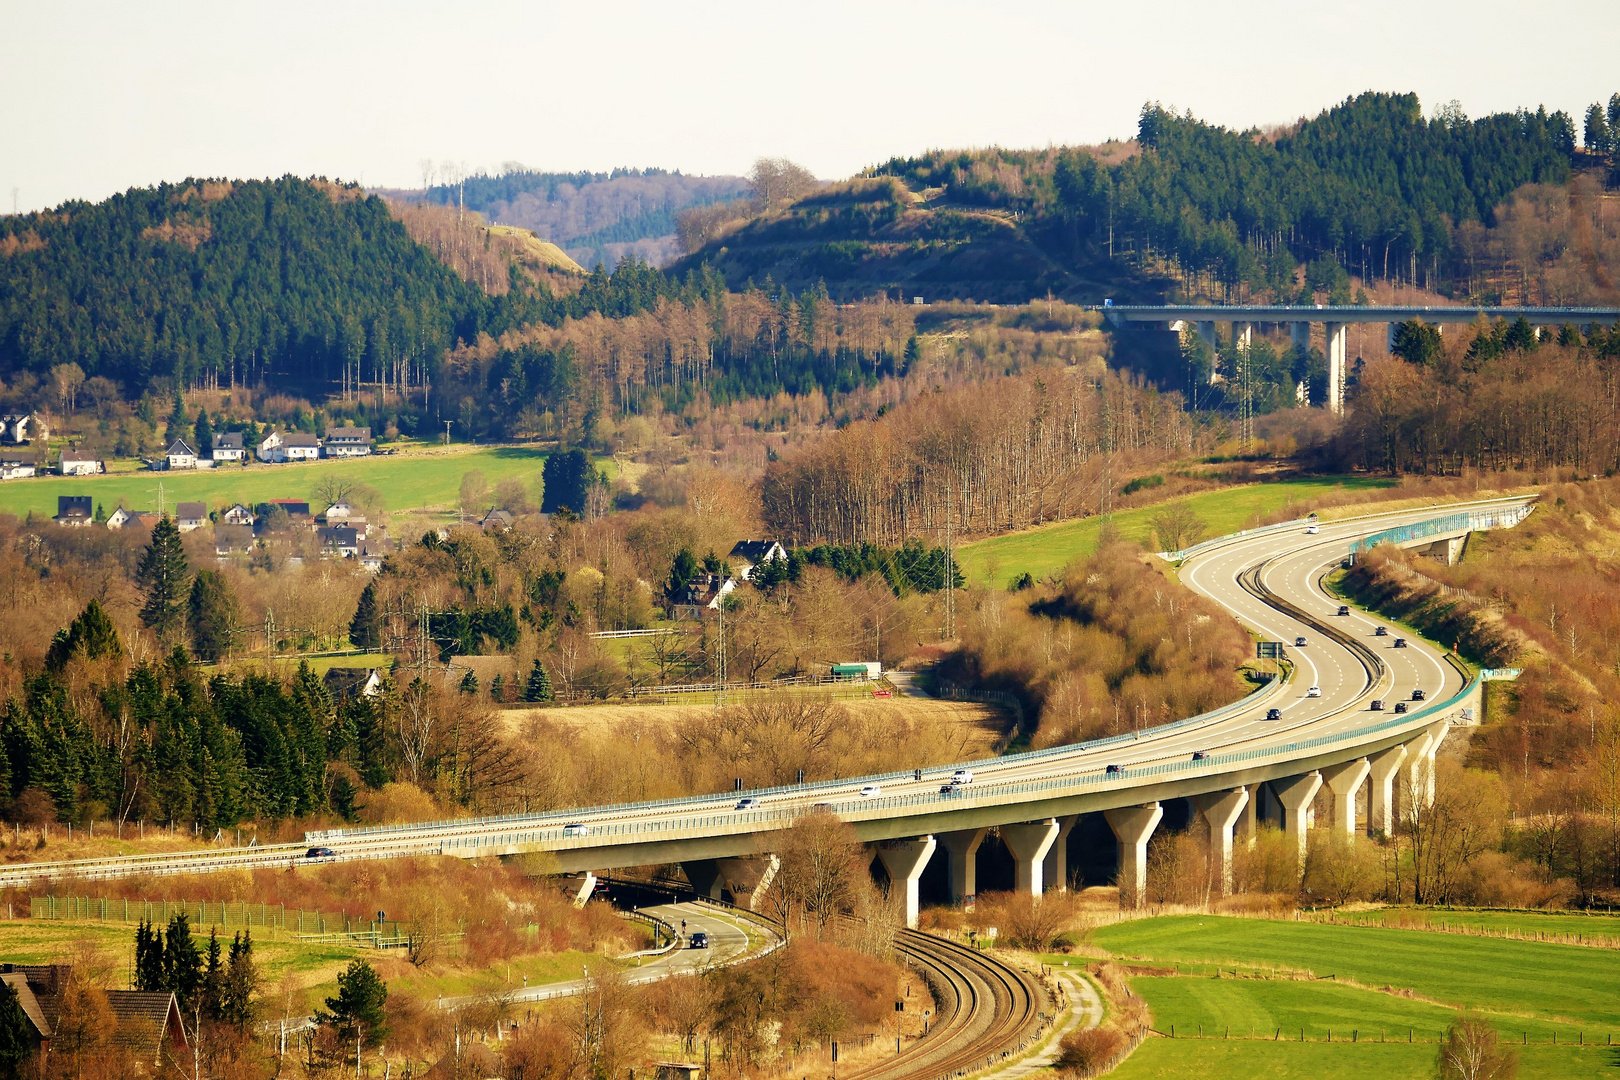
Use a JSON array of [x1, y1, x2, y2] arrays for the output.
[[1131, 975, 1585, 1042], [0, 444, 615, 521], [1319, 907, 1620, 942], [1112, 1041, 1617, 1080], [955, 477, 1393, 588], [1092, 915, 1620, 1027]]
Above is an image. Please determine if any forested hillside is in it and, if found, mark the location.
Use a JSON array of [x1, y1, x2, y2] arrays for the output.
[[413, 166, 749, 270]]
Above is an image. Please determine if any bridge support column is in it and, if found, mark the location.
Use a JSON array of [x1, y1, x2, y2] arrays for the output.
[[1001, 820, 1060, 897], [1233, 321, 1252, 351], [1367, 745, 1407, 837], [681, 859, 723, 900], [875, 837, 936, 930], [1041, 816, 1080, 893], [1418, 723, 1448, 807], [1290, 322, 1312, 353], [1325, 322, 1347, 416], [1322, 758, 1371, 839], [1238, 783, 1258, 844], [1272, 772, 1323, 866], [1402, 729, 1436, 814], [1104, 803, 1164, 908], [940, 828, 987, 904], [716, 855, 779, 911], [1191, 788, 1249, 895], [1196, 320, 1218, 351], [572, 872, 596, 909]]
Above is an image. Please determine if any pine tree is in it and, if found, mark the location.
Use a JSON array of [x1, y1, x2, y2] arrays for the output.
[[459, 669, 478, 695], [321, 960, 388, 1047], [162, 913, 202, 1013], [193, 407, 214, 457], [524, 659, 553, 702], [134, 920, 166, 991], [349, 581, 382, 650], [201, 928, 225, 1021], [137, 517, 190, 642], [222, 931, 257, 1029], [188, 570, 239, 661], [489, 673, 506, 702], [44, 599, 123, 671], [168, 392, 188, 436], [0, 978, 32, 1080]]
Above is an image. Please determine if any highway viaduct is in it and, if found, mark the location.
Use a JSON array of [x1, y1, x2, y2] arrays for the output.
[[2, 497, 1536, 930], [1101, 304, 1620, 416]]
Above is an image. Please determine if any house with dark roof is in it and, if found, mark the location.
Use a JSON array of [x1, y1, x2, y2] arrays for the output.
[[165, 438, 198, 470], [0, 963, 188, 1065], [221, 503, 255, 526], [672, 573, 736, 618], [479, 508, 514, 532], [0, 460, 36, 480], [0, 414, 40, 445], [175, 501, 208, 532], [323, 426, 372, 457], [53, 495, 93, 528], [323, 667, 384, 700], [258, 430, 321, 462], [211, 431, 245, 463], [728, 540, 786, 581], [58, 451, 103, 476], [214, 524, 254, 556], [318, 526, 360, 558]]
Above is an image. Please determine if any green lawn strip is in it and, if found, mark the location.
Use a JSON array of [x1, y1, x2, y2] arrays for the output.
[[386, 948, 620, 1001], [0, 444, 615, 521], [1320, 907, 1620, 944], [1131, 975, 1582, 1043], [955, 477, 1391, 588], [1091, 915, 1620, 1028], [1111, 1041, 1616, 1080], [0, 920, 365, 985]]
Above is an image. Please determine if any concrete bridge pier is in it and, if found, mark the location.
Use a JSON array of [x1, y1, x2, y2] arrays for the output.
[[940, 828, 987, 904], [1001, 820, 1061, 897], [1403, 729, 1437, 811], [1233, 321, 1253, 351], [1041, 816, 1080, 894], [682, 859, 724, 900], [1367, 745, 1408, 836], [1326, 323, 1348, 416], [1104, 803, 1164, 908], [682, 856, 777, 907], [1418, 723, 1449, 806], [875, 837, 937, 930], [1272, 772, 1323, 865], [1192, 787, 1249, 895], [1290, 322, 1311, 354], [1322, 758, 1371, 839], [1196, 320, 1218, 351]]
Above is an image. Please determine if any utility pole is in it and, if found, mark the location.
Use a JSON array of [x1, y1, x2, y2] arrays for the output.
[[943, 485, 955, 641], [715, 599, 726, 709], [443, 420, 453, 448]]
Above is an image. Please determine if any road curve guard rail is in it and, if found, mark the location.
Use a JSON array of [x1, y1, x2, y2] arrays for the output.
[[1349, 502, 1533, 559]]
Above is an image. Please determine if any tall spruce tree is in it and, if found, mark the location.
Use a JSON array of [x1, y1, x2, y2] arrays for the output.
[[137, 516, 190, 641], [0, 979, 32, 1080], [524, 659, 553, 702], [44, 599, 122, 671], [349, 580, 382, 649], [201, 928, 225, 1021], [222, 931, 257, 1029], [162, 913, 203, 1013], [322, 960, 388, 1047], [188, 570, 239, 661], [193, 407, 214, 457]]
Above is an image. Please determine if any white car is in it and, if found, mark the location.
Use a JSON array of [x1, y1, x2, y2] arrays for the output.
[[734, 797, 760, 810], [1306, 524, 1320, 534], [952, 769, 974, 785], [859, 784, 882, 798], [1307, 686, 1322, 698], [562, 823, 590, 837]]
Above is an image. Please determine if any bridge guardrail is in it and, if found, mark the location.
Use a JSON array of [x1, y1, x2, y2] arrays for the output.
[[1350, 504, 1533, 559]]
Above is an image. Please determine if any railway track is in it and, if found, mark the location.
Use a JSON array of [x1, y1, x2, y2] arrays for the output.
[[845, 930, 1048, 1080]]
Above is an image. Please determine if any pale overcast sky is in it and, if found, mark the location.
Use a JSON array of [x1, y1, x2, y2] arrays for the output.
[[4, 0, 1618, 212]]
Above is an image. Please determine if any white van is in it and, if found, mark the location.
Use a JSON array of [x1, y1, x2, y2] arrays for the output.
[[952, 769, 974, 785]]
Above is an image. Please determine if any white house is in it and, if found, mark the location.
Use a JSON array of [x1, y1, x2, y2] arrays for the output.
[[0, 414, 40, 445], [323, 427, 372, 457], [0, 461, 36, 480], [258, 431, 321, 463], [221, 504, 255, 526], [59, 452, 103, 476], [54, 496, 93, 527], [165, 438, 198, 470], [211, 431, 245, 463], [107, 507, 157, 530], [175, 502, 208, 532], [728, 540, 788, 581]]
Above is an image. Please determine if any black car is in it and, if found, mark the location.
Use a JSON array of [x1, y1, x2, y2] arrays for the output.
[[689, 931, 710, 949], [1375, 626, 1388, 637], [1192, 751, 1209, 761], [1105, 764, 1123, 774], [1370, 699, 1385, 711], [1265, 707, 1282, 721], [1412, 689, 1426, 701], [1394, 702, 1408, 713], [1337, 605, 1350, 616], [304, 846, 336, 859], [1294, 636, 1308, 647], [939, 784, 958, 795], [1393, 638, 1407, 649]]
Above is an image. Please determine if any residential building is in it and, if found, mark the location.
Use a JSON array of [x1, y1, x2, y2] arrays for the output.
[[214, 524, 254, 556], [53, 495, 93, 528], [479, 508, 514, 531], [58, 452, 103, 476], [211, 431, 245, 463], [0, 414, 40, 445], [318, 525, 360, 557], [0, 461, 36, 480], [107, 507, 159, 530], [323, 667, 384, 700], [258, 430, 321, 462], [673, 572, 736, 617], [323, 426, 372, 457], [358, 537, 389, 573], [0, 963, 189, 1065], [728, 540, 787, 580], [221, 503, 255, 526], [175, 501, 208, 532], [165, 438, 198, 470]]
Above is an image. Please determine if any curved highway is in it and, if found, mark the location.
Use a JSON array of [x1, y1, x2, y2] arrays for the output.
[[0, 496, 1532, 891]]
